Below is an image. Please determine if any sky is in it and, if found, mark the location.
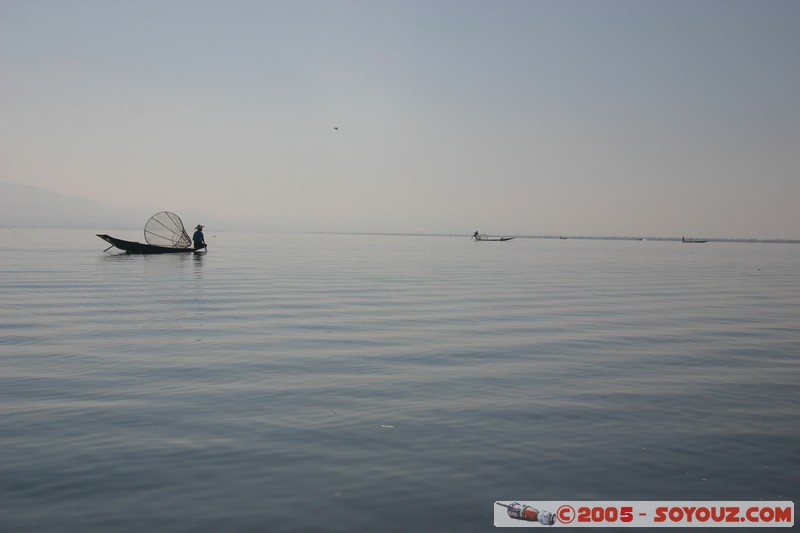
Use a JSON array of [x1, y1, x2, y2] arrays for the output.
[[1, 0, 798, 238]]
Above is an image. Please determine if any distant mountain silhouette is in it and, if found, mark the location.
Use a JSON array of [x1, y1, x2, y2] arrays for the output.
[[0, 181, 219, 230], [0, 181, 150, 229]]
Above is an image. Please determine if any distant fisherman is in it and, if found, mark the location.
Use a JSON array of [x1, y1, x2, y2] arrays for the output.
[[193, 224, 207, 250]]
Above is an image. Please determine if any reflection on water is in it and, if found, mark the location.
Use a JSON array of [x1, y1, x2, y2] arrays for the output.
[[1, 230, 798, 531]]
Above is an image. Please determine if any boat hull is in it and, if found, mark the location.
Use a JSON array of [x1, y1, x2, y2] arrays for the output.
[[472, 236, 514, 241], [98, 234, 198, 254]]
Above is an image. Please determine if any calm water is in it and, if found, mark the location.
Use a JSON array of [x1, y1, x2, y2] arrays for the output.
[[1, 229, 798, 531]]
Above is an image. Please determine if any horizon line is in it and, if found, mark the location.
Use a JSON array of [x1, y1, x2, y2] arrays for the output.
[[3, 225, 799, 244]]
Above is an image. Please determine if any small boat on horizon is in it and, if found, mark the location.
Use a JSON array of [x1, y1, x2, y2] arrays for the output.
[[682, 236, 708, 243], [472, 232, 514, 242]]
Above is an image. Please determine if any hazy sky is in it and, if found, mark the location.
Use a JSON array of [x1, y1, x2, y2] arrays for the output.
[[1, 0, 798, 237]]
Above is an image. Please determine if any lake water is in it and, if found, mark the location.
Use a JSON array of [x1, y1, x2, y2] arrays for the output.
[[1, 229, 798, 531]]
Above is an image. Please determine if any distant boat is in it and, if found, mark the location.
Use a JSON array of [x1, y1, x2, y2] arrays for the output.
[[472, 233, 514, 242], [559, 236, 568, 240], [98, 211, 205, 254], [682, 236, 708, 244]]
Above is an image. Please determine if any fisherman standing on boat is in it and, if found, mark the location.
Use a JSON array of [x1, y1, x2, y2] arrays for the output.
[[193, 224, 207, 250]]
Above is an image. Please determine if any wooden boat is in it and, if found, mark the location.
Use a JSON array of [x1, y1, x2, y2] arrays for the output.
[[98, 234, 200, 254], [98, 211, 206, 254], [472, 233, 514, 242], [682, 236, 708, 243]]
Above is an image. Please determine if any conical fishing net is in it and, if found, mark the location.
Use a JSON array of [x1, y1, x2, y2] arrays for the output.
[[144, 211, 192, 248]]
